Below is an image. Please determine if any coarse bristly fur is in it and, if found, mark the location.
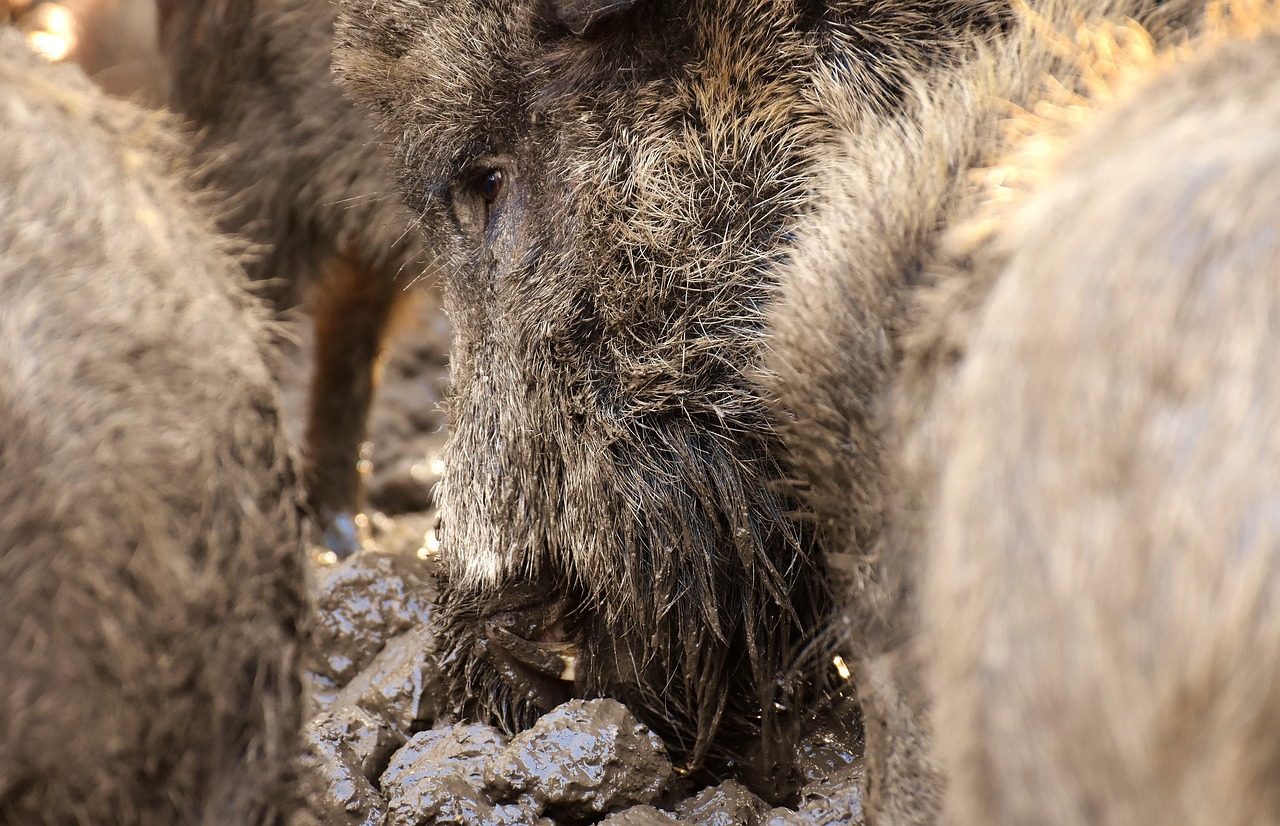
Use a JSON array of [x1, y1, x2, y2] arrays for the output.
[[333, 0, 1006, 793], [0, 30, 306, 825], [157, 0, 433, 542], [765, 0, 1210, 821], [911, 6, 1280, 823]]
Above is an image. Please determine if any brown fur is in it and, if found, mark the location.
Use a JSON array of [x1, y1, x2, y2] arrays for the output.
[[157, 0, 432, 547], [333, 0, 1006, 790], [916, 16, 1280, 825], [0, 31, 305, 824], [765, 0, 1208, 822]]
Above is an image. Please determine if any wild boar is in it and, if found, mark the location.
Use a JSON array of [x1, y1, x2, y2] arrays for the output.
[[0, 30, 305, 825], [919, 17, 1280, 826], [767, 0, 1206, 821], [332, 0, 1006, 791]]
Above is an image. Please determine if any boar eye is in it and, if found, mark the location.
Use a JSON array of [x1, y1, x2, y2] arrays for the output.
[[453, 165, 509, 238], [478, 169, 504, 204], [476, 169, 505, 227]]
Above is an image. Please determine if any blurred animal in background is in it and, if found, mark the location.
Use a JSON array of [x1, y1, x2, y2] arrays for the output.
[[914, 10, 1280, 825], [766, 0, 1210, 820], [0, 28, 305, 825], [772, 0, 1280, 822], [158, 0, 435, 555]]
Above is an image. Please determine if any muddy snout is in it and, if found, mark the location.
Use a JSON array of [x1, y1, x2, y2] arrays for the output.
[[477, 599, 579, 712]]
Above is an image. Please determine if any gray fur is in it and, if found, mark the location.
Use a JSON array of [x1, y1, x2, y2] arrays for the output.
[[0, 30, 305, 825]]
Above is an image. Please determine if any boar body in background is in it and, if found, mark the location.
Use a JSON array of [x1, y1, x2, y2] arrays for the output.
[[334, 0, 1006, 788], [922, 28, 1280, 826], [0, 31, 305, 825], [767, 0, 1207, 821], [158, 0, 432, 551]]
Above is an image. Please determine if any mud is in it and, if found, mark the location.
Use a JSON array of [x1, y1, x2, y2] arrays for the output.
[[300, 339, 861, 824], [298, 567, 864, 826], [601, 807, 682, 825], [305, 699, 675, 826], [380, 723, 517, 825], [300, 708, 397, 826], [675, 782, 770, 826], [486, 700, 673, 819], [762, 764, 864, 826], [309, 547, 437, 686]]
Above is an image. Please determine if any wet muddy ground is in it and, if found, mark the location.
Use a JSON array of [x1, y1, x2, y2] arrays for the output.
[[297, 545, 865, 826]]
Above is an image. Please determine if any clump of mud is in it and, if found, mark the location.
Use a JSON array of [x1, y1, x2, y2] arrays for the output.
[[298, 541, 862, 826], [485, 699, 673, 819]]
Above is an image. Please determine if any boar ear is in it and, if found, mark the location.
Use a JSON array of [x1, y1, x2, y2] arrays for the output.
[[552, 0, 643, 35]]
